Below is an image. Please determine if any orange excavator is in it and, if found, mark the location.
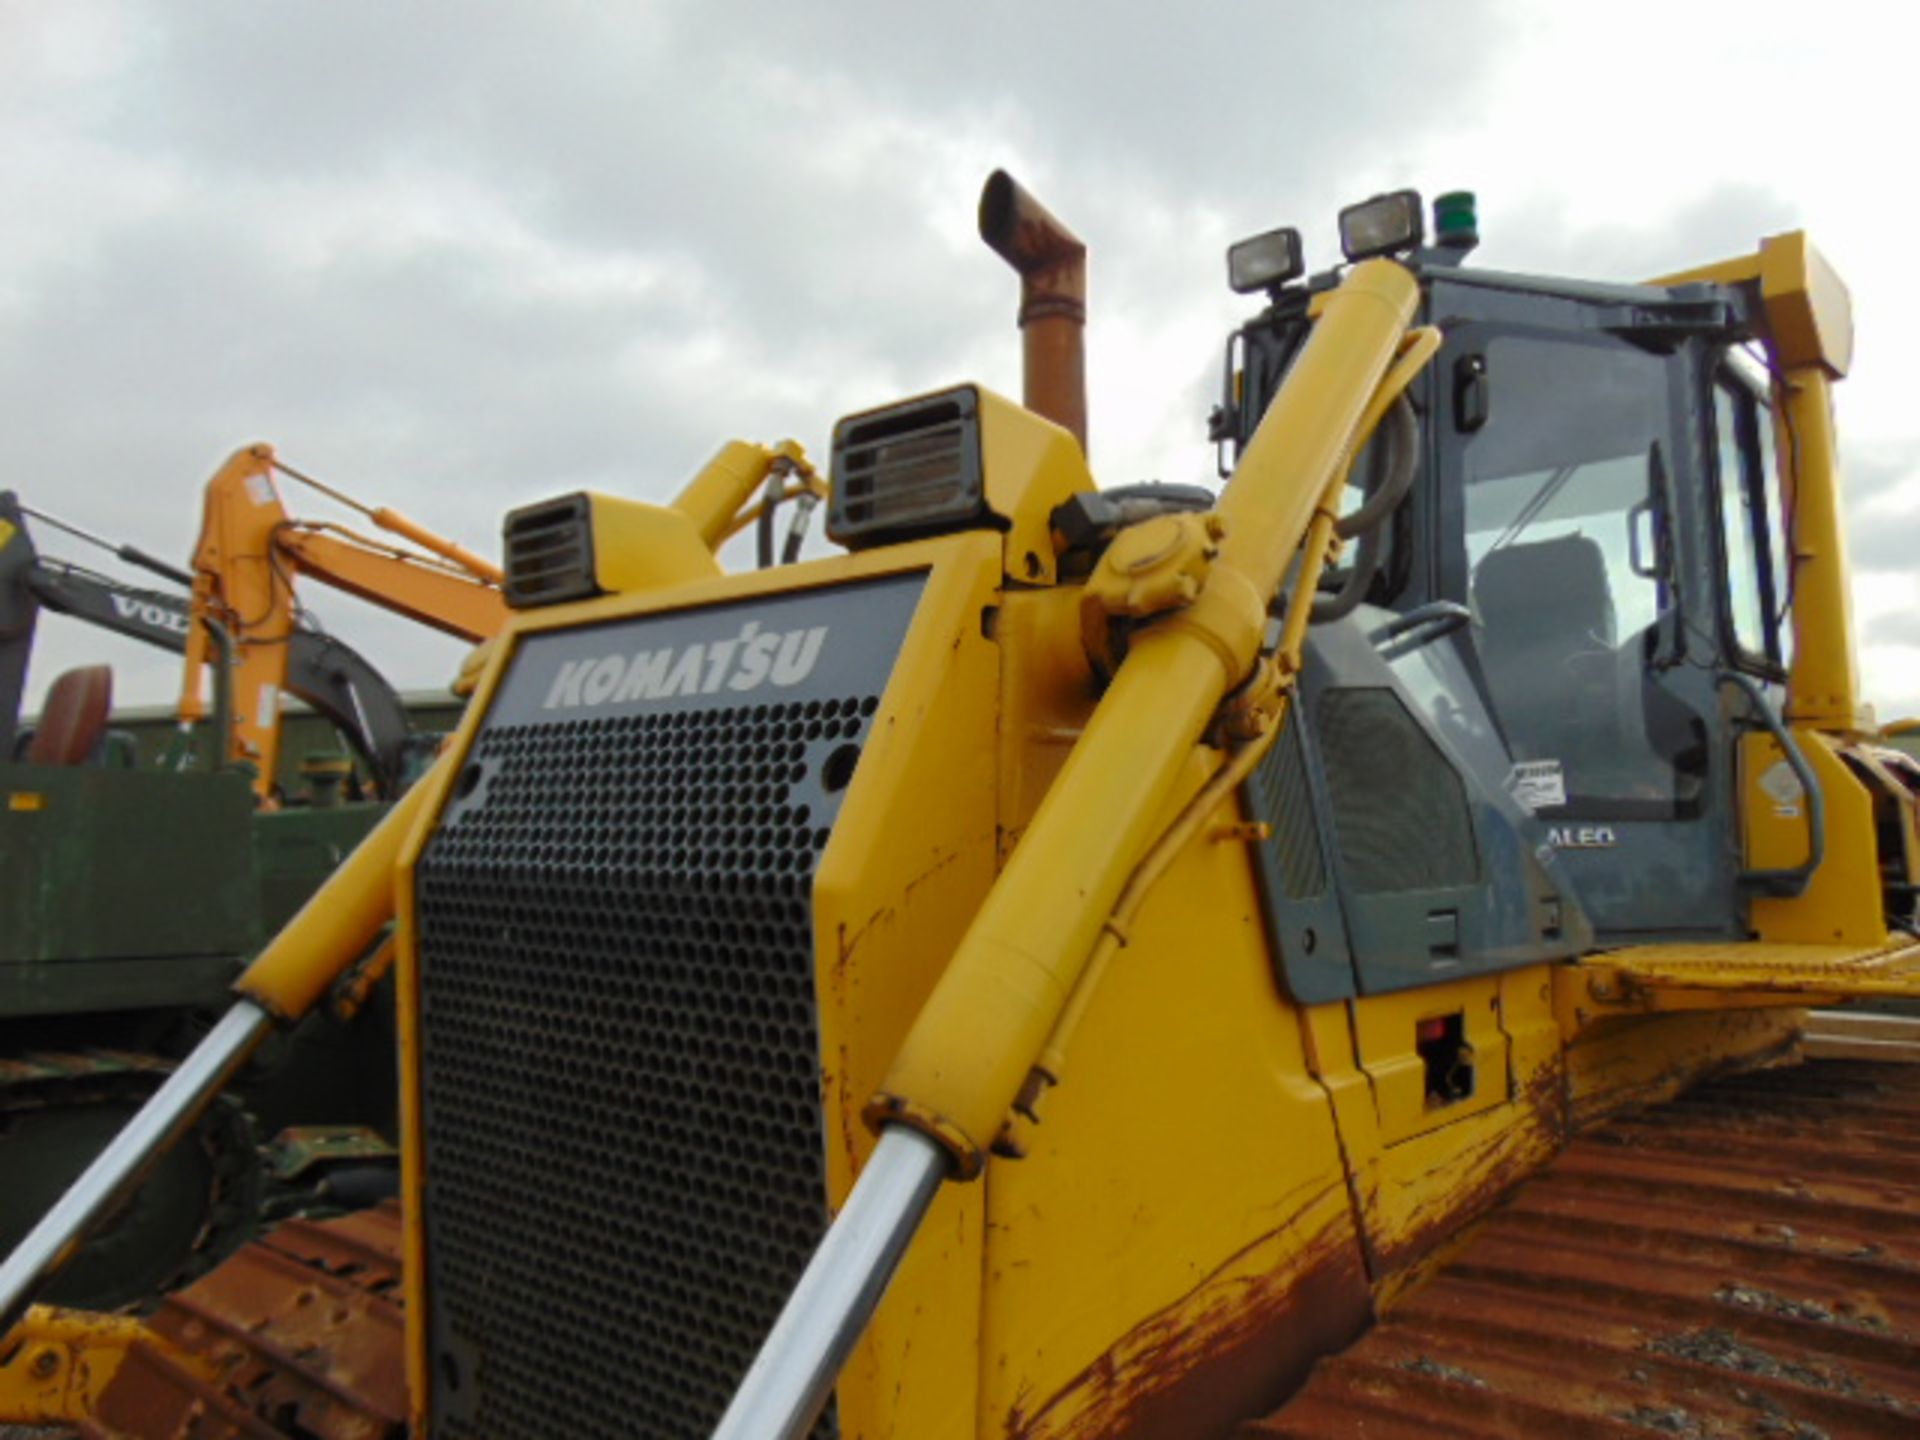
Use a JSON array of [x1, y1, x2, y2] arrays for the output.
[[178, 446, 509, 803]]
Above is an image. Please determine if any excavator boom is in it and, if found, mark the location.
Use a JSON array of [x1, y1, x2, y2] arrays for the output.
[[0, 491, 424, 795], [180, 445, 508, 801]]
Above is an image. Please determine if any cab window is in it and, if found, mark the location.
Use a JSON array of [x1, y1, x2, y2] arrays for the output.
[[1461, 333, 1704, 820], [1712, 367, 1788, 672]]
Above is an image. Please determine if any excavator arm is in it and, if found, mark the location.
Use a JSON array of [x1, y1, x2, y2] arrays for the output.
[[0, 491, 422, 794], [181, 446, 508, 802], [271, 526, 504, 640]]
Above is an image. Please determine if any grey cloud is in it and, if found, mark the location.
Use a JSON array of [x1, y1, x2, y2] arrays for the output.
[[1845, 444, 1920, 573], [126, 3, 1506, 209], [0, 1, 1700, 715], [87, 2, 1511, 378], [1471, 182, 1804, 284], [1864, 610, 1920, 650]]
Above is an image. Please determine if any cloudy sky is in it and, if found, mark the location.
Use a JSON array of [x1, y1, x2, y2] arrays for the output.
[[7, 1, 1919, 721]]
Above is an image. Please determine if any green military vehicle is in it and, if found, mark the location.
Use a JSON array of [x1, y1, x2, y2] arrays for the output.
[[0, 492, 453, 1308]]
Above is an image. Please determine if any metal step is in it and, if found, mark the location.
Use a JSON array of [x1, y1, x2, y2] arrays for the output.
[[1587, 938, 1920, 998]]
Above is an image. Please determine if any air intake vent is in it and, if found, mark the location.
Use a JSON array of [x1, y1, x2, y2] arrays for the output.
[[1249, 720, 1327, 901], [1317, 688, 1479, 892], [503, 494, 597, 608], [828, 386, 986, 547]]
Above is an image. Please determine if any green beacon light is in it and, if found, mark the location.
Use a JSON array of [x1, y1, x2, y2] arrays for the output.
[[1434, 191, 1479, 257]]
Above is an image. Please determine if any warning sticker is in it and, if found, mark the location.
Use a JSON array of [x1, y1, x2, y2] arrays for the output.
[[245, 473, 276, 507], [1759, 758, 1804, 817], [1505, 759, 1566, 813]]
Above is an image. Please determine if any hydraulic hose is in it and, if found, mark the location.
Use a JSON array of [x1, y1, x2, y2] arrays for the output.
[[781, 493, 818, 566], [1310, 391, 1418, 624], [1332, 391, 1419, 541], [756, 467, 780, 570]]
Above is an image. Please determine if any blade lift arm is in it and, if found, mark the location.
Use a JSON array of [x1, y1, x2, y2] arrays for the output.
[[714, 262, 1433, 1439]]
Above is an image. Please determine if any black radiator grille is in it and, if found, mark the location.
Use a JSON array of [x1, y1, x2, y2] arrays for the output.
[[415, 696, 878, 1439]]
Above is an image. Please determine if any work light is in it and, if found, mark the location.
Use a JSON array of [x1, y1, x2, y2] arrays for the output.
[[1338, 190, 1425, 261], [1227, 226, 1305, 293]]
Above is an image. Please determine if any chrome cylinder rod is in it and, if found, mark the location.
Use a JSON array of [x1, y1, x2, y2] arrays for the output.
[[711, 1126, 949, 1440], [0, 1000, 274, 1335]]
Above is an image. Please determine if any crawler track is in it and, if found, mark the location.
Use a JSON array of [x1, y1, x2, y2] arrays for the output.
[[1254, 1059, 1920, 1439], [81, 1202, 404, 1440], [75, 1061, 1920, 1438]]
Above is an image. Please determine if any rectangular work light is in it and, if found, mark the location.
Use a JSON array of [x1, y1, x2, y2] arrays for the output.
[[1339, 190, 1424, 261], [1227, 226, 1305, 294]]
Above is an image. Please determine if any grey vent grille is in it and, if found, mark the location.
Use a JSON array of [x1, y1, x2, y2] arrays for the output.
[[1317, 688, 1479, 893], [829, 387, 985, 546], [415, 695, 880, 1439], [503, 494, 596, 608], [1249, 719, 1327, 900]]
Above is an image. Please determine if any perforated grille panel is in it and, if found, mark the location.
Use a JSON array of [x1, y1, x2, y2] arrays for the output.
[[1247, 720, 1326, 901], [412, 577, 923, 1440], [1317, 687, 1479, 893]]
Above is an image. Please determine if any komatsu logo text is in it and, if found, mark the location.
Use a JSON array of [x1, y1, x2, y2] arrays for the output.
[[542, 621, 829, 711]]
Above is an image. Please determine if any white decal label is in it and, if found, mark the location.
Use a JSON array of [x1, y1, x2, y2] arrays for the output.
[[1547, 824, 1617, 850], [542, 621, 830, 712], [245, 474, 276, 507], [110, 594, 191, 635], [256, 682, 280, 731], [1505, 759, 1566, 814], [1759, 759, 1804, 818]]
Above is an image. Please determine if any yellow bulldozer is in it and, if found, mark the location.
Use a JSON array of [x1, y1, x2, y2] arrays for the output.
[[1, 173, 1917, 1438]]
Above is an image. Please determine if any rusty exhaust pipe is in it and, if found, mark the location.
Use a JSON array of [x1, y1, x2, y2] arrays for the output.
[[979, 170, 1088, 454]]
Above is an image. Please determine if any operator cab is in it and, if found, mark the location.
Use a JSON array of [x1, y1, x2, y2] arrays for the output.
[[1220, 191, 1794, 992]]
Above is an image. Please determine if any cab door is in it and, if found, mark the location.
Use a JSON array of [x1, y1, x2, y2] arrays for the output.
[[1439, 315, 1737, 939]]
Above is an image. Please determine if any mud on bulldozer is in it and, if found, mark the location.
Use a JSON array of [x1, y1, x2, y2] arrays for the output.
[[2, 173, 1919, 1438]]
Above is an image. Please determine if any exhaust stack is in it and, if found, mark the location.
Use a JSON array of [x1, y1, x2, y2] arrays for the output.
[[978, 170, 1088, 454]]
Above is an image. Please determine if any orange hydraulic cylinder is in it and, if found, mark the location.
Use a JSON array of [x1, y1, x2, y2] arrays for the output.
[[368, 507, 503, 585]]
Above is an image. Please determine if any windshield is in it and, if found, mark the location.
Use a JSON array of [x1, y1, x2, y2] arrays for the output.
[[1461, 333, 1703, 819]]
